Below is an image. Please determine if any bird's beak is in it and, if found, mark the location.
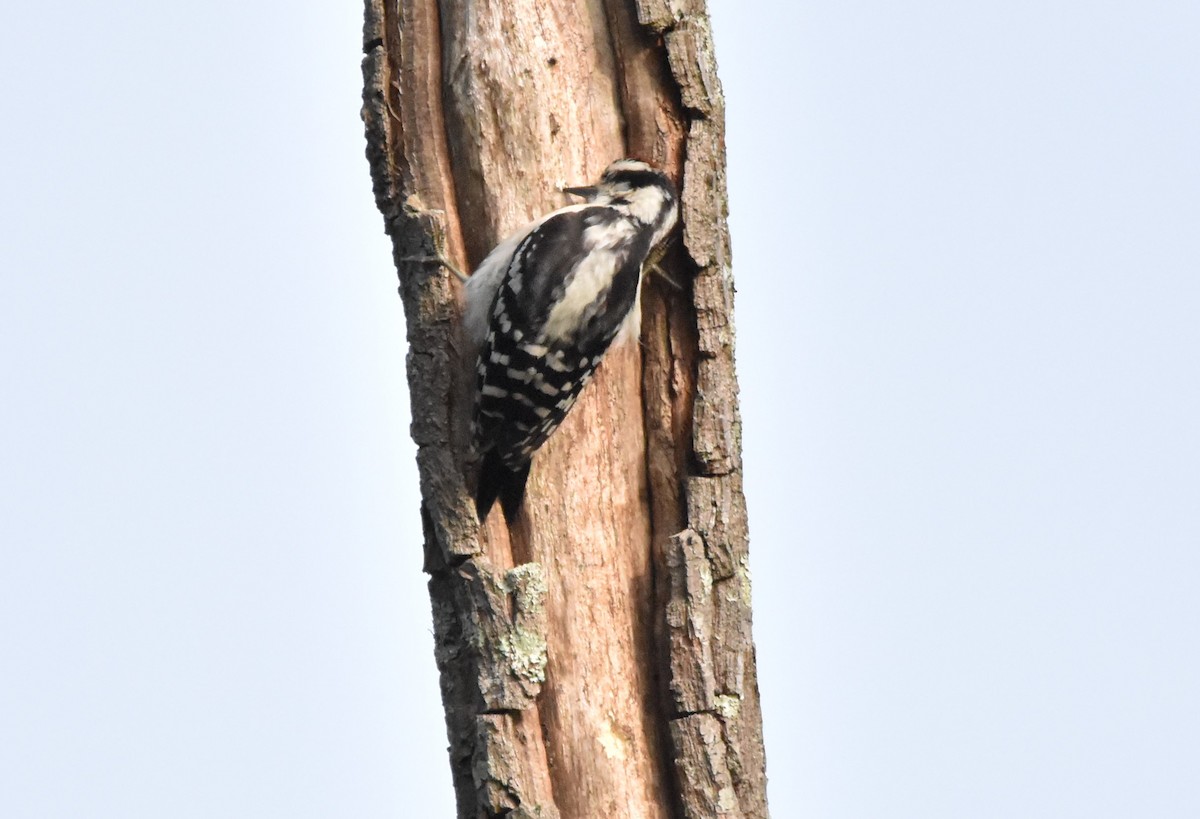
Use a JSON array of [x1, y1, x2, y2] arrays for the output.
[[562, 184, 599, 200]]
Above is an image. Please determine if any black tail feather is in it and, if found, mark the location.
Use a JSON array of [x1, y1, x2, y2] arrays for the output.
[[476, 451, 531, 522]]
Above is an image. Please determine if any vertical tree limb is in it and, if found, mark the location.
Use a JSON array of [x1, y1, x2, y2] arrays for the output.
[[362, 0, 767, 815]]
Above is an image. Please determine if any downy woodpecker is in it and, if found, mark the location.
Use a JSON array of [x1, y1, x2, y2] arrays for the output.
[[462, 159, 678, 520]]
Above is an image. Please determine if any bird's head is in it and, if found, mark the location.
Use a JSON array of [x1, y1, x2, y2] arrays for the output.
[[564, 159, 678, 243]]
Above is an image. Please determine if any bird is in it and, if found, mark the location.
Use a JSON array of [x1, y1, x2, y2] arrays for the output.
[[461, 158, 678, 521]]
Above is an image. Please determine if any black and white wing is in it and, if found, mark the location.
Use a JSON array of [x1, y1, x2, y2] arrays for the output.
[[472, 205, 652, 518]]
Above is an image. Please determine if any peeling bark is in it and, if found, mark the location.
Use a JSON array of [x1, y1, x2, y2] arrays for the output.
[[362, 0, 767, 815]]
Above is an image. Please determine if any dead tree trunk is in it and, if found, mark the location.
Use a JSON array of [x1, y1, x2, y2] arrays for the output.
[[361, 1, 766, 816]]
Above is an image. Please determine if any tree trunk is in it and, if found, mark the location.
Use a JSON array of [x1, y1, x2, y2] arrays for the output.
[[361, 1, 767, 816]]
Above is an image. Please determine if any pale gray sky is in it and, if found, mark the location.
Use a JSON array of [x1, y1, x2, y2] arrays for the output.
[[2, 1, 1197, 817]]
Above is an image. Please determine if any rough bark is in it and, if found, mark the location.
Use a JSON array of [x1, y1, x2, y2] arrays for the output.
[[362, 1, 766, 816]]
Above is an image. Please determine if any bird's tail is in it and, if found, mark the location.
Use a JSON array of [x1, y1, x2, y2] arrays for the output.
[[476, 450, 531, 522]]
